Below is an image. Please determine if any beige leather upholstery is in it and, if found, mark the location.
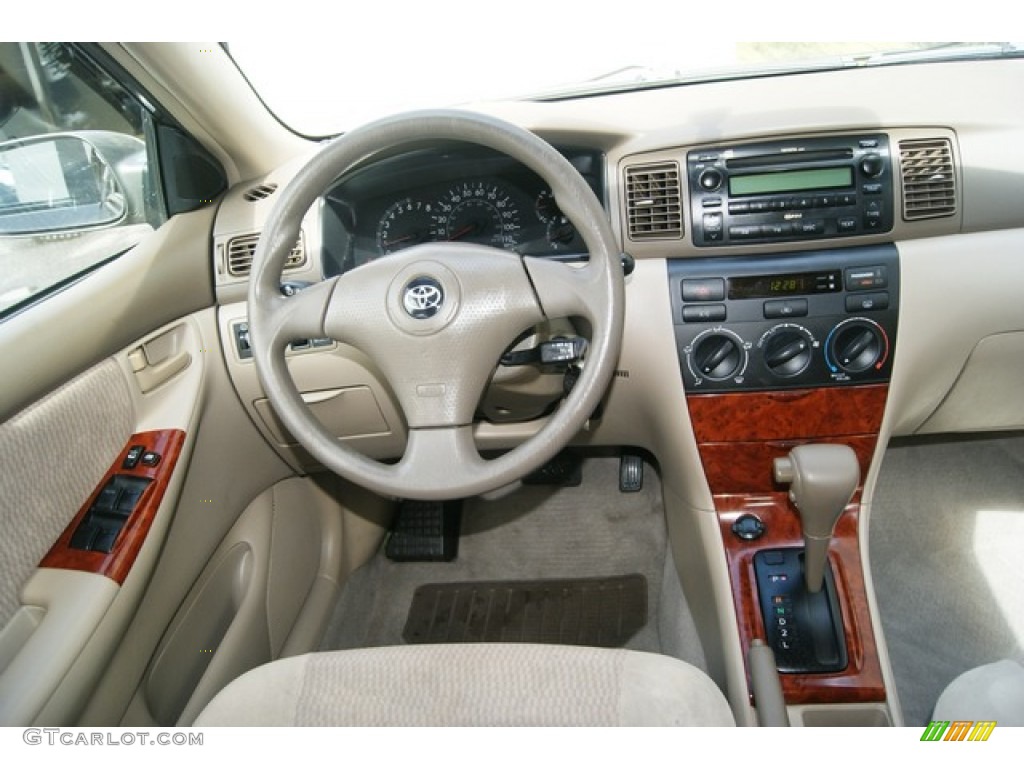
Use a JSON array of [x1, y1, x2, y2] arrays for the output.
[[933, 659, 1024, 726], [194, 644, 735, 726]]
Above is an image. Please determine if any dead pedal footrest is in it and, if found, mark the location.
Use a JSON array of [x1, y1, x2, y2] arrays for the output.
[[385, 499, 462, 562]]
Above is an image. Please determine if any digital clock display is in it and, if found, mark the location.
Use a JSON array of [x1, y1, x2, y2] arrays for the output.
[[729, 167, 853, 196], [728, 271, 840, 299]]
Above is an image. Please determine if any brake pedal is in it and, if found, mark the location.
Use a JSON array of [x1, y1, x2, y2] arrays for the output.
[[522, 451, 583, 487], [385, 499, 462, 562], [619, 453, 644, 493]]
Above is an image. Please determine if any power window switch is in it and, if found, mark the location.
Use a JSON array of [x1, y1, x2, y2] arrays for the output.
[[141, 451, 161, 467], [93, 485, 120, 513], [70, 524, 98, 551], [93, 531, 120, 553]]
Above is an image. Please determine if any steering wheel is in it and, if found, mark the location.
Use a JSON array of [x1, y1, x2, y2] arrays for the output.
[[248, 110, 624, 500]]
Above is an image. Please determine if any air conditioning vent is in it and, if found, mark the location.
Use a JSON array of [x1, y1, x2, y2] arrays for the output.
[[899, 138, 957, 220], [242, 182, 278, 202], [226, 232, 305, 277], [625, 162, 683, 239]]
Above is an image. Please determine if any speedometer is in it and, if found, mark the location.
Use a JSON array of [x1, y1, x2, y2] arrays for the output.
[[430, 181, 522, 250]]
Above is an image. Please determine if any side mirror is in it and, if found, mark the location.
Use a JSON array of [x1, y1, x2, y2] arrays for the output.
[[0, 131, 146, 236]]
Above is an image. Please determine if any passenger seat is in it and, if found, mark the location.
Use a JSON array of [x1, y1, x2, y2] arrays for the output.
[[932, 659, 1024, 726]]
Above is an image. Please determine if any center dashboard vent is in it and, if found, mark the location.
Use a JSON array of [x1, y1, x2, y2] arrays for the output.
[[242, 182, 279, 202], [226, 232, 305, 277], [899, 138, 957, 220], [625, 162, 683, 240]]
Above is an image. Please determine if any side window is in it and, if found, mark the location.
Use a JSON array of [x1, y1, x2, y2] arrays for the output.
[[0, 43, 165, 314]]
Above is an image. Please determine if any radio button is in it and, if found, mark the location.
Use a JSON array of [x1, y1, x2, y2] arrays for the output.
[[791, 196, 814, 210], [863, 211, 884, 229], [862, 182, 883, 195], [702, 196, 723, 208], [815, 194, 837, 207], [728, 201, 750, 214], [682, 278, 725, 302], [839, 193, 857, 206], [796, 220, 825, 235], [683, 304, 727, 323], [845, 292, 889, 312], [770, 199, 788, 211], [838, 217, 858, 233], [762, 223, 792, 237], [764, 299, 809, 319], [702, 212, 724, 236], [729, 225, 762, 239], [749, 200, 771, 212], [845, 266, 888, 291]]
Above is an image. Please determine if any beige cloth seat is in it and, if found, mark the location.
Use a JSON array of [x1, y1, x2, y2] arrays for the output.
[[932, 659, 1024, 726], [194, 643, 735, 726]]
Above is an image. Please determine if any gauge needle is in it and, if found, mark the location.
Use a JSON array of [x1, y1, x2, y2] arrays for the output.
[[384, 231, 425, 247], [447, 223, 477, 241]]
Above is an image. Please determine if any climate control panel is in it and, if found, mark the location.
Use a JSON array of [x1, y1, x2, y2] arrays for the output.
[[668, 245, 898, 393]]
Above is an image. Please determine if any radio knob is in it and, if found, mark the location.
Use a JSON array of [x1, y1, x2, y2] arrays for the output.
[[859, 154, 884, 178], [698, 168, 724, 192], [826, 319, 886, 373], [692, 333, 743, 381]]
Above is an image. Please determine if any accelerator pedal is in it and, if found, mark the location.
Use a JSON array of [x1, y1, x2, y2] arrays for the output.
[[619, 453, 644, 493]]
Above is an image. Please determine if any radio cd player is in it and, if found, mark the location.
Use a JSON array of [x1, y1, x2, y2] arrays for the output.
[[688, 134, 894, 247]]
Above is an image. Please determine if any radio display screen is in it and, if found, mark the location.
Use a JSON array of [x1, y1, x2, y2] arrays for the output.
[[729, 270, 840, 299], [728, 167, 853, 196]]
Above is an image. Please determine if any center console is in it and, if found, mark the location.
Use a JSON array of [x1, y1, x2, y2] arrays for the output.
[[669, 244, 898, 717]]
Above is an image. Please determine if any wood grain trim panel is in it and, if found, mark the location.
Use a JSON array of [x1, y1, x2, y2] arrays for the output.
[[687, 383, 889, 705], [697, 435, 877, 495], [718, 493, 885, 704], [687, 384, 888, 443], [40, 429, 185, 585]]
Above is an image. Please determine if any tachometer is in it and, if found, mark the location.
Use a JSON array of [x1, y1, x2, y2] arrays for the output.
[[430, 181, 522, 250], [376, 197, 436, 255]]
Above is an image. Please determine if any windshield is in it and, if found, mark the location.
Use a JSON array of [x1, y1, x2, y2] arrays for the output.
[[227, 29, 1021, 137]]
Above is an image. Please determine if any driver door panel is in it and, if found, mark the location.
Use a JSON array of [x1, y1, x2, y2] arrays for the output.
[[0, 280, 210, 725]]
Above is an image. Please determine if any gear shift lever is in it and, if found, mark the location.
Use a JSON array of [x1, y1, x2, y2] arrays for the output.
[[773, 444, 860, 593]]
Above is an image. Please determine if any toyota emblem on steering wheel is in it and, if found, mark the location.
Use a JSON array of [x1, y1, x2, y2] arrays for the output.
[[402, 277, 445, 319]]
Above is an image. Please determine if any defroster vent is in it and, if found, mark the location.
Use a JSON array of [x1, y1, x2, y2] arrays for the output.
[[625, 162, 683, 240], [899, 138, 957, 220], [226, 232, 305, 277]]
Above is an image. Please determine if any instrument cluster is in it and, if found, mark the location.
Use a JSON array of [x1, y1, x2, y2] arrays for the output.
[[319, 144, 604, 277]]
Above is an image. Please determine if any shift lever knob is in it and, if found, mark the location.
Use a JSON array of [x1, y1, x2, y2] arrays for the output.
[[773, 444, 860, 592]]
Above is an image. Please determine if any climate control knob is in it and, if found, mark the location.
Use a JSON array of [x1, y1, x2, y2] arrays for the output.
[[759, 324, 816, 378], [689, 330, 748, 382], [826, 318, 888, 374]]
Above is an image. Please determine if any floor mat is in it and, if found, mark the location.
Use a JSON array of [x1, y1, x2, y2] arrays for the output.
[[321, 458, 709, 672], [870, 433, 1024, 726], [403, 574, 648, 647]]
